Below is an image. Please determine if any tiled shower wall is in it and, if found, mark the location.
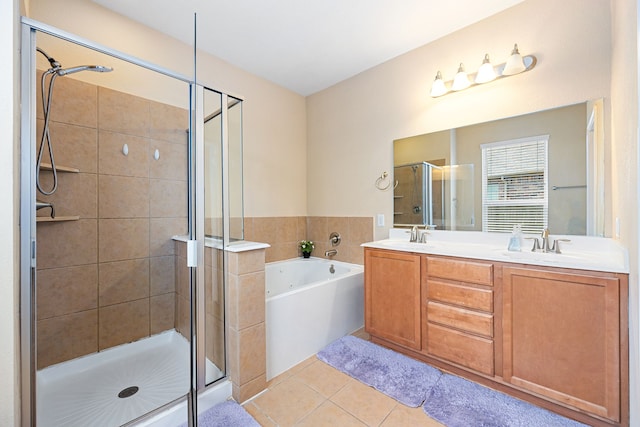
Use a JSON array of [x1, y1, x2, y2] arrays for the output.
[[244, 216, 373, 264], [35, 73, 188, 369]]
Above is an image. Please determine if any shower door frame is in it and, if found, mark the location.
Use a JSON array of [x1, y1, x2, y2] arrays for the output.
[[19, 17, 237, 427]]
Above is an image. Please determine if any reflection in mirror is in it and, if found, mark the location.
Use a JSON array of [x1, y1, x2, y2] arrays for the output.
[[203, 89, 226, 387], [394, 102, 605, 236], [393, 162, 444, 227], [228, 97, 244, 240], [204, 94, 244, 241], [204, 89, 223, 239]]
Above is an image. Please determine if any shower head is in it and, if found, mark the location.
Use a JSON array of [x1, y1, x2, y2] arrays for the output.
[[57, 65, 113, 76]]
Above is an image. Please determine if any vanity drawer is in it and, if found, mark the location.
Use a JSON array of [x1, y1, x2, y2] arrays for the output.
[[427, 301, 493, 338], [426, 257, 493, 286], [427, 280, 493, 312], [427, 323, 494, 375]]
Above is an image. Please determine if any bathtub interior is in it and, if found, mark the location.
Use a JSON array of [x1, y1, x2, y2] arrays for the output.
[[265, 257, 362, 298]]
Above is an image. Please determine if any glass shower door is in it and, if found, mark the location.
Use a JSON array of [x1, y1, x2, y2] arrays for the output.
[[21, 21, 202, 427]]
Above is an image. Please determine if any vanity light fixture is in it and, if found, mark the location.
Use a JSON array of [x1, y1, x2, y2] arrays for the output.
[[430, 43, 536, 97]]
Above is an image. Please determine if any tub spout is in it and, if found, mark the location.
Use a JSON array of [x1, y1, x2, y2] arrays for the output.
[[325, 249, 337, 258]]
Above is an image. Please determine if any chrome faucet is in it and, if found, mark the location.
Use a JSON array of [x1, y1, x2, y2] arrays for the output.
[[410, 225, 429, 243], [325, 249, 337, 258], [540, 228, 551, 252], [409, 226, 418, 242], [526, 228, 571, 253], [419, 227, 429, 243]]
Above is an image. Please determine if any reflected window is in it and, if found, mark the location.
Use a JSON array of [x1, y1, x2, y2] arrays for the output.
[[481, 136, 548, 233]]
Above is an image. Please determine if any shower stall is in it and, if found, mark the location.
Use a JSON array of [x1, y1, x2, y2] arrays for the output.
[[20, 19, 241, 426]]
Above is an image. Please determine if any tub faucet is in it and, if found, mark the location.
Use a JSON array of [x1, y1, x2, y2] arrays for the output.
[[36, 200, 55, 218], [325, 249, 337, 258]]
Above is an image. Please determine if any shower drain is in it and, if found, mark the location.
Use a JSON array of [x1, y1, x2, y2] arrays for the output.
[[118, 386, 139, 399]]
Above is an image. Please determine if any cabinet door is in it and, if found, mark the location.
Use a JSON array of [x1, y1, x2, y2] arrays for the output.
[[365, 249, 421, 350], [502, 267, 620, 421]]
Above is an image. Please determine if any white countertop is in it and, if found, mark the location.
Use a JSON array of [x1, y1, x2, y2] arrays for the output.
[[362, 229, 629, 273]]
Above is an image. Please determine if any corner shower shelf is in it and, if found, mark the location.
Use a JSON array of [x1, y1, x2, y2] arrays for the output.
[[37, 216, 80, 223], [39, 162, 80, 173]]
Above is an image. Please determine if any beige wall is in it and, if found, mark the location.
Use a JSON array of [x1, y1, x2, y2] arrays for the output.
[[29, 0, 308, 218], [611, 1, 639, 425], [307, 0, 611, 241], [1, 0, 19, 423]]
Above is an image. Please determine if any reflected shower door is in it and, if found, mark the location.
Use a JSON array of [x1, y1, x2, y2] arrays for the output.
[[201, 89, 243, 386], [202, 89, 227, 386]]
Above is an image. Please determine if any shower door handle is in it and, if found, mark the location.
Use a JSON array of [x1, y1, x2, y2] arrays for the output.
[[31, 239, 36, 268]]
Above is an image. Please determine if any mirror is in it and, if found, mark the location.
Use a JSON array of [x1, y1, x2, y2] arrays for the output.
[[394, 101, 605, 236]]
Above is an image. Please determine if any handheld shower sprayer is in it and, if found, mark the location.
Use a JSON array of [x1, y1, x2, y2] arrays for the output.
[[35, 47, 113, 196]]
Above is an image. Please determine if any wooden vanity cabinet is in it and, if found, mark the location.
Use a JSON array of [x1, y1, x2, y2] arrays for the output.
[[502, 266, 628, 423], [364, 249, 422, 350], [423, 256, 495, 375], [364, 247, 629, 426]]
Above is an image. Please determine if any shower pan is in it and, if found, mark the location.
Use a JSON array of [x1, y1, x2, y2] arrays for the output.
[[20, 18, 241, 427]]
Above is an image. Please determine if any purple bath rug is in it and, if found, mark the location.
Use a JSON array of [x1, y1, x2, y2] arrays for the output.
[[423, 374, 589, 427], [178, 400, 260, 427], [317, 335, 442, 407]]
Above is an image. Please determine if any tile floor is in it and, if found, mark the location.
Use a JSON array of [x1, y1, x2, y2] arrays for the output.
[[242, 330, 445, 427]]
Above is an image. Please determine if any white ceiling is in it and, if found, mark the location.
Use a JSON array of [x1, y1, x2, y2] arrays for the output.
[[93, 0, 525, 96]]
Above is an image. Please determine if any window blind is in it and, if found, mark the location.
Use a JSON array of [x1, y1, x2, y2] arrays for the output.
[[482, 136, 548, 233]]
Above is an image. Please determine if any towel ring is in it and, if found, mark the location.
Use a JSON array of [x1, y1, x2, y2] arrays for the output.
[[375, 171, 398, 191]]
